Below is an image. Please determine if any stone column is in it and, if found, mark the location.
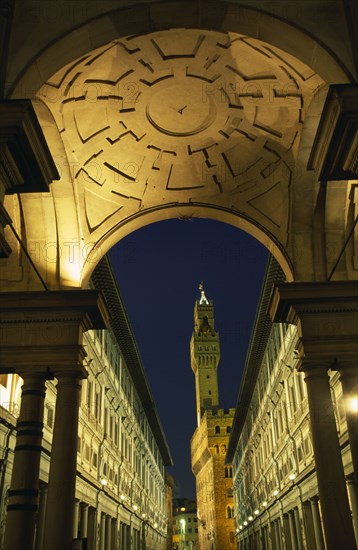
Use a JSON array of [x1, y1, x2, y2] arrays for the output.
[[87, 507, 98, 550], [302, 500, 317, 550], [269, 521, 276, 549], [0, 290, 109, 549], [73, 499, 80, 539], [34, 484, 48, 550], [293, 508, 303, 550], [79, 502, 89, 538], [276, 519, 283, 550], [269, 281, 358, 550], [99, 512, 106, 550], [303, 365, 355, 548], [339, 366, 358, 485], [347, 475, 358, 546], [111, 518, 118, 550], [288, 511, 298, 550], [3, 374, 47, 550], [42, 373, 83, 550], [310, 497, 325, 550], [283, 513, 293, 550], [105, 514, 112, 550]]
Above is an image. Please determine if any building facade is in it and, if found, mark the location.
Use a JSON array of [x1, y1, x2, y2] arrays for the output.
[[227, 258, 358, 549], [190, 286, 236, 549], [172, 498, 199, 550], [0, 257, 173, 550]]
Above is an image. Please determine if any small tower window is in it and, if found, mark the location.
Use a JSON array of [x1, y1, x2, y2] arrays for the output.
[[215, 426, 220, 434]]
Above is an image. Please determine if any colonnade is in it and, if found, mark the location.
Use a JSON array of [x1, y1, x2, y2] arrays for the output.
[[270, 281, 358, 550], [238, 496, 326, 549], [0, 290, 109, 550]]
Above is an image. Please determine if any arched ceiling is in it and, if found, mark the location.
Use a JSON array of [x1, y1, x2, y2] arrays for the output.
[[37, 29, 323, 249]]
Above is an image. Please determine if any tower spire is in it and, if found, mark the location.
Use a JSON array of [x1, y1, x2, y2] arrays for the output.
[[198, 281, 209, 305]]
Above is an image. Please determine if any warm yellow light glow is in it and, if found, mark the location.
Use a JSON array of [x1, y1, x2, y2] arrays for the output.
[[273, 489, 279, 496], [100, 478, 107, 486], [154, 522, 158, 528], [346, 397, 358, 413], [254, 509, 259, 515], [262, 501, 267, 507], [120, 494, 125, 501], [180, 507, 186, 511], [142, 513, 146, 518], [248, 515, 253, 521], [289, 473, 296, 481], [243, 521, 248, 526], [133, 505, 138, 511]]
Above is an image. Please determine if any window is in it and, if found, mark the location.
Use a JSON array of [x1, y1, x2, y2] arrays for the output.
[[226, 426, 231, 434], [46, 406, 54, 428], [215, 426, 220, 434], [227, 506, 234, 518]]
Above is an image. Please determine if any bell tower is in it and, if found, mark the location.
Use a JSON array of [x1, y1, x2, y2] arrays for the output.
[[190, 283, 220, 426]]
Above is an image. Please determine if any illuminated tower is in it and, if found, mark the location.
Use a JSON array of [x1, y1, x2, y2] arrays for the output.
[[190, 282, 220, 426]]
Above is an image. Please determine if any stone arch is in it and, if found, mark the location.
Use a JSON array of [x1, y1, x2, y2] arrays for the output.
[[80, 203, 294, 286], [8, 1, 353, 99], [1, 2, 356, 291]]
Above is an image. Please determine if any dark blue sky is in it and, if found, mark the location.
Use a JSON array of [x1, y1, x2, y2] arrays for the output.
[[109, 218, 268, 499]]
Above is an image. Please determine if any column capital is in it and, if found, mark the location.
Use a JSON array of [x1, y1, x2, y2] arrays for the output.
[[0, 289, 109, 376]]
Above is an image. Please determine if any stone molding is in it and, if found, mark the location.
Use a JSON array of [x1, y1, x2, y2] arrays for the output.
[[269, 281, 358, 369], [308, 84, 358, 180], [0, 289, 109, 376], [0, 100, 59, 194]]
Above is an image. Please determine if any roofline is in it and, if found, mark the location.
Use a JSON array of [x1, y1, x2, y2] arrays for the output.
[[225, 256, 285, 464], [91, 256, 173, 466]]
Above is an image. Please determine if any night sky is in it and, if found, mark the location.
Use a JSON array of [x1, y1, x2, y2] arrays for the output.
[[109, 218, 268, 499]]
